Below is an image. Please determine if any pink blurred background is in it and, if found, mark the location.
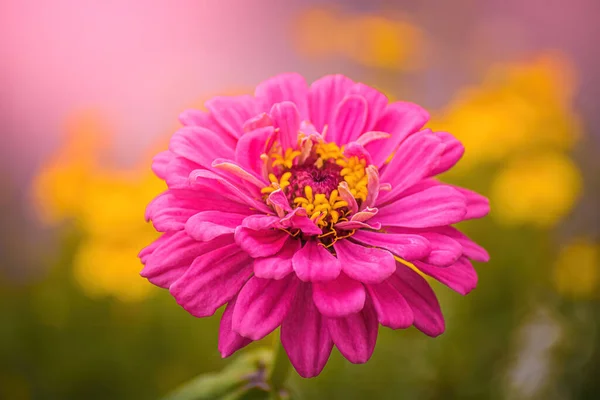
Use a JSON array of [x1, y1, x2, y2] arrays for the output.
[[3, 0, 599, 177]]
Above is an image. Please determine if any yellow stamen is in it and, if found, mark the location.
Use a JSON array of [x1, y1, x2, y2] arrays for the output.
[[315, 141, 369, 203], [317, 229, 337, 239], [385, 151, 395, 164], [310, 211, 322, 220], [333, 201, 348, 209], [280, 227, 301, 237], [315, 141, 345, 162], [271, 147, 301, 169], [337, 156, 368, 202], [261, 172, 293, 194], [396, 256, 429, 279], [304, 186, 314, 202], [292, 187, 352, 228]]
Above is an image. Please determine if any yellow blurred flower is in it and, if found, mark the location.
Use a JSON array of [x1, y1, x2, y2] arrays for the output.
[[33, 113, 111, 224], [490, 152, 581, 228], [431, 54, 580, 172], [32, 111, 163, 302], [73, 237, 153, 302], [552, 239, 599, 299], [430, 54, 584, 228], [293, 7, 424, 70]]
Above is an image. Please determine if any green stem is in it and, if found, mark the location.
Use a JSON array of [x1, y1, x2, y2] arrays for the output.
[[268, 334, 292, 399]]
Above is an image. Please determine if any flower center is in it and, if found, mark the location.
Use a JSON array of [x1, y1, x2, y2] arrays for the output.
[[261, 138, 370, 234], [287, 162, 342, 200]]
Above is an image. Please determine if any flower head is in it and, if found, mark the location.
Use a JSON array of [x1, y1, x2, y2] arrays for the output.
[[140, 73, 490, 377]]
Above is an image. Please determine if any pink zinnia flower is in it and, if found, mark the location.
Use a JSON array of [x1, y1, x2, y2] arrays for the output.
[[140, 73, 490, 378]]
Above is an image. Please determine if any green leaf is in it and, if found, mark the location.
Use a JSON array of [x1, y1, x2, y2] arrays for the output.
[[162, 348, 273, 400]]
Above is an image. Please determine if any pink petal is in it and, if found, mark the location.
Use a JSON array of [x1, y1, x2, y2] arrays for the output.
[[255, 73, 309, 119], [267, 189, 292, 216], [403, 181, 489, 222], [169, 243, 253, 317], [165, 156, 200, 189], [178, 108, 208, 126], [337, 182, 358, 214], [419, 232, 463, 267], [334, 240, 396, 284], [185, 190, 257, 214], [343, 142, 373, 166], [308, 74, 354, 132], [362, 165, 380, 210], [139, 239, 160, 265], [348, 207, 378, 223], [177, 109, 235, 150], [334, 220, 382, 231], [282, 213, 323, 236], [328, 95, 368, 145], [178, 109, 228, 136], [218, 296, 252, 358], [205, 95, 258, 139], [253, 239, 300, 280], [232, 275, 299, 340], [139, 232, 188, 288], [351, 230, 431, 261], [299, 120, 319, 137], [374, 186, 467, 228], [146, 192, 200, 232], [185, 211, 247, 242], [386, 227, 464, 266], [140, 232, 233, 289], [379, 182, 392, 191], [366, 101, 430, 167], [453, 186, 490, 220], [313, 273, 366, 318], [234, 227, 290, 258], [281, 284, 333, 378], [243, 112, 273, 132], [355, 131, 391, 147], [366, 281, 413, 329], [212, 159, 265, 191], [241, 214, 281, 230], [434, 226, 489, 262], [151, 150, 173, 180], [415, 257, 478, 295], [348, 83, 388, 132], [169, 126, 236, 169], [429, 131, 465, 176], [146, 191, 251, 230], [395, 178, 439, 198], [292, 240, 342, 282], [270, 102, 301, 150], [327, 300, 378, 364], [234, 126, 274, 177], [390, 263, 445, 337], [378, 133, 444, 203], [189, 169, 271, 214]]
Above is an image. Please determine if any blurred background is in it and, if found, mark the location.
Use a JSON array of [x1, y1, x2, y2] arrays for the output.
[[1, 0, 600, 399]]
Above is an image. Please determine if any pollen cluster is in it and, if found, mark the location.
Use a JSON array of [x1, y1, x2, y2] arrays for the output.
[[293, 186, 347, 226], [338, 156, 368, 202]]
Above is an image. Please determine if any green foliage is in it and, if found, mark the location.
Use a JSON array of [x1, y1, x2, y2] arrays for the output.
[[2, 215, 599, 400], [163, 349, 271, 400]]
